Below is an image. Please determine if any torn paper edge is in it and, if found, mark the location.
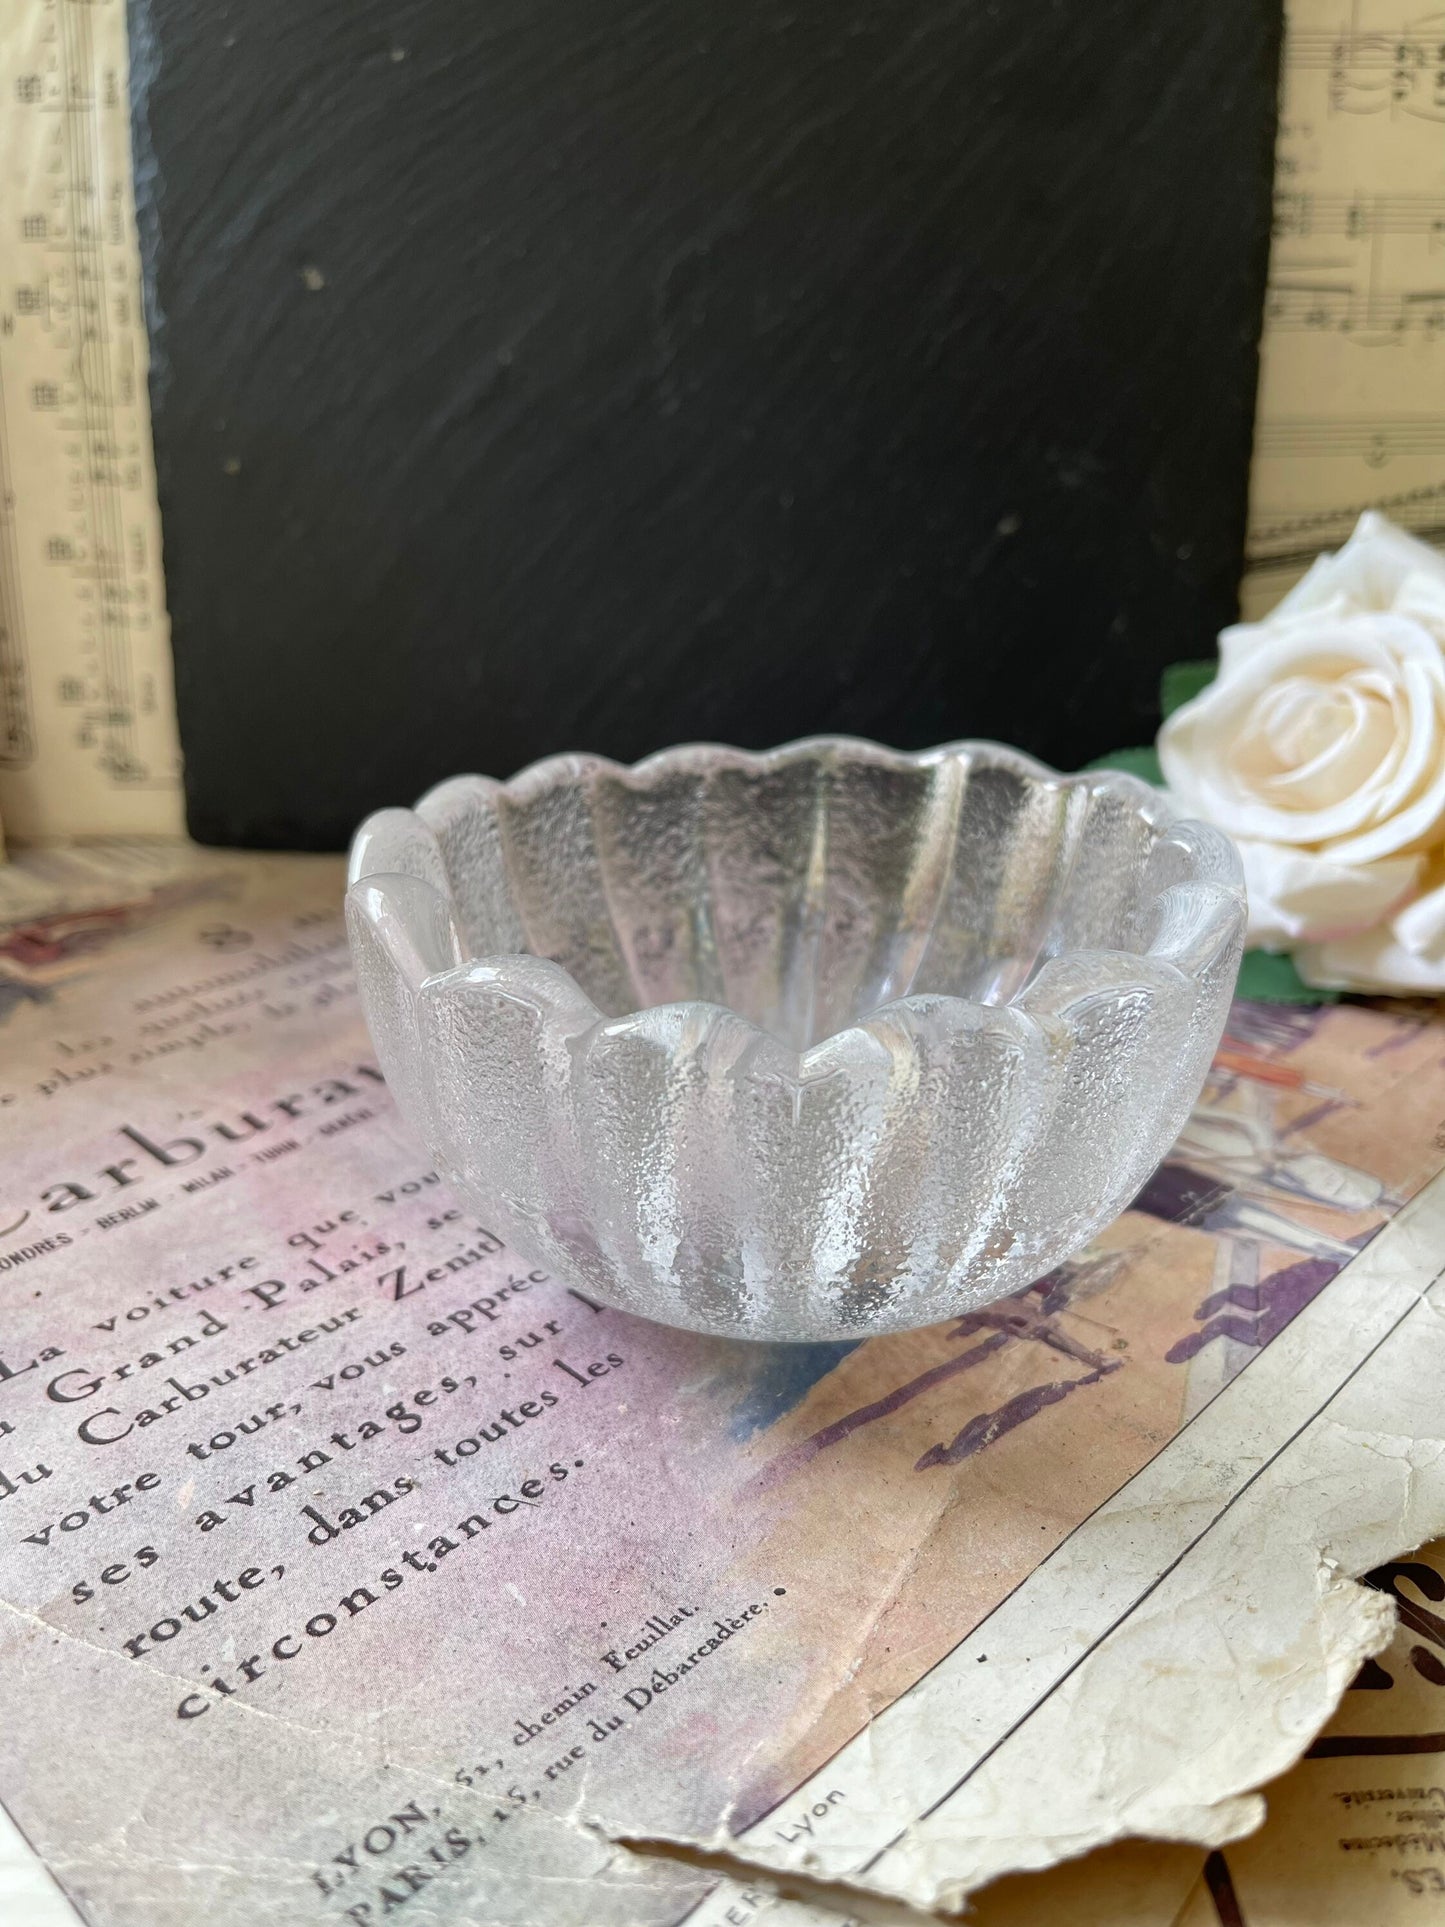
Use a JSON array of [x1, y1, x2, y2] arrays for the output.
[[642, 1167, 1445, 1923]]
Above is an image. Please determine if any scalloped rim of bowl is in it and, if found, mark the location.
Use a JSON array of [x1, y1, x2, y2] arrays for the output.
[[346, 735, 1245, 1081]]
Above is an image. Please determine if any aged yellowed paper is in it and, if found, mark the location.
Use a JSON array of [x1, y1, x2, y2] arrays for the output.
[[1165, 1534, 1445, 1926], [0, 847, 1443, 1925], [1244, 0, 1445, 619], [0, 1, 182, 839]]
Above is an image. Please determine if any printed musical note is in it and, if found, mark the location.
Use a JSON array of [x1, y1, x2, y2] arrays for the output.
[[1274, 190, 1445, 238], [0, 1, 183, 837], [1265, 279, 1445, 336], [1284, 17, 1445, 119], [1244, 2, 1445, 615], [1256, 416, 1445, 458]]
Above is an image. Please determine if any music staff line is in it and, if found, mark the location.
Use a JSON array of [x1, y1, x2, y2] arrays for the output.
[[1281, 20, 1445, 117], [1266, 279, 1445, 336], [1294, 22, 1445, 66], [1254, 416, 1445, 461], [1248, 473, 1445, 551], [1267, 183, 1445, 337], [1286, 25, 1445, 71], [1248, 479, 1445, 567], [1274, 191, 1445, 240]]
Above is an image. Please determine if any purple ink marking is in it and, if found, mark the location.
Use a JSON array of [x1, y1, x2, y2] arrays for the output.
[[1166, 1256, 1340, 1363], [915, 1361, 1121, 1470], [752, 1330, 1011, 1491]]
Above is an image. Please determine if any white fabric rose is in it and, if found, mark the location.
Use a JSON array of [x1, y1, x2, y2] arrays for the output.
[[1158, 513, 1445, 993]]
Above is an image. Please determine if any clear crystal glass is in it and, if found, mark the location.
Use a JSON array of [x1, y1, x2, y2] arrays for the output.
[[347, 738, 1244, 1340]]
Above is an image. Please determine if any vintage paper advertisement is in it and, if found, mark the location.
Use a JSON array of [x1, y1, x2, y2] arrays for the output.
[[1168, 1532, 1445, 1927], [1, 851, 1445, 1925]]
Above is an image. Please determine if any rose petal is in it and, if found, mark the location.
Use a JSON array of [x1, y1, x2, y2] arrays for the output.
[[1274, 511, 1445, 620], [1295, 843, 1445, 991], [1218, 516, 1445, 681], [1295, 927, 1445, 994], [1217, 596, 1351, 681], [1391, 869, 1445, 958], [1233, 839, 1421, 947], [1240, 675, 1397, 810], [1396, 571, 1445, 652], [1166, 515, 1445, 991], [1327, 657, 1445, 862], [1159, 617, 1445, 847]]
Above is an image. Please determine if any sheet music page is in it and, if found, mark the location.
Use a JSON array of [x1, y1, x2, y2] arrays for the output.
[[1244, 0, 1445, 618], [0, 1, 183, 840]]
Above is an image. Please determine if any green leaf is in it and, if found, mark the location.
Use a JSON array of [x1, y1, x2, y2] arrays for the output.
[[1235, 948, 1340, 1006], [1084, 745, 1163, 786], [1160, 659, 1217, 717]]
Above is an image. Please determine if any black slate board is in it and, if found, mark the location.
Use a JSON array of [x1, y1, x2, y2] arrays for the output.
[[131, 0, 1281, 849]]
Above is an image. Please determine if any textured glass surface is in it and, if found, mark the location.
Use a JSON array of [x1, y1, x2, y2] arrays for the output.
[[347, 738, 1245, 1340]]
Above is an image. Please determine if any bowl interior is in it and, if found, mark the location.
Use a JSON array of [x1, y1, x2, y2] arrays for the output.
[[417, 743, 1179, 1053]]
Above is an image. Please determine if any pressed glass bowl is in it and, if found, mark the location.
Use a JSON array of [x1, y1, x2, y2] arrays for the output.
[[347, 738, 1245, 1341]]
